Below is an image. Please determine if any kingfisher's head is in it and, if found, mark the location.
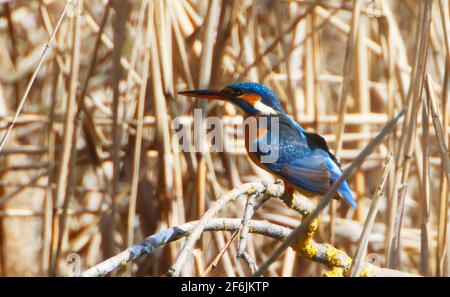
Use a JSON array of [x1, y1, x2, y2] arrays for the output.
[[178, 82, 285, 116]]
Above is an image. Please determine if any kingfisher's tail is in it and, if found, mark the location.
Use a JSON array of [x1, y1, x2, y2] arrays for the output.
[[338, 181, 357, 208], [324, 157, 357, 208]]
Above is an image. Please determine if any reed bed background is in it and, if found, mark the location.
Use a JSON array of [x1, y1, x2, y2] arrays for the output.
[[0, 0, 449, 277]]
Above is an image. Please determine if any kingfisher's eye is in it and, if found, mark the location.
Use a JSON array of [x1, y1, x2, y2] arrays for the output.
[[222, 87, 242, 97]]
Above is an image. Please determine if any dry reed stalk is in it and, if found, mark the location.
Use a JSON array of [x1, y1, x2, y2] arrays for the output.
[[438, 0, 450, 65], [192, 248, 205, 276], [157, 23, 184, 231], [149, 2, 179, 263], [260, 6, 340, 83], [426, 74, 450, 276], [194, 0, 222, 229], [51, 0, 83, 276], [329, 0, 362, 246], [171, 5, 195, 89], [4, 2, 18, 105], [438, 57, 450, 276], [314, 5, 382, 55], [437, 57, 449, 276], [76, 0, 113, 166], [353, 13, 370, 223], [379, 2, 398, 266], [39, 4, 69, 76], [42, 61, 60, 275], [350, 153, 392, 276], [126, 0, 152, 275], [0, 0, 73, 152], [83, 9, 142, 86], [190, 2, 223, 273], [333, 0, 363, 158], [386, 0, 433, 269], [420, 90, 431, 276], [237, 5, 314, 81], [108, 0, 130, 261]]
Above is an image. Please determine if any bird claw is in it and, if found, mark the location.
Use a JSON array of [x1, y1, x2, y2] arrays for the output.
[[274, 179, 284, 186]]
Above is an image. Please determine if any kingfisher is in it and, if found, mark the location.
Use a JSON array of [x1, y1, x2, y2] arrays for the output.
[[178, 82, 356, 208]]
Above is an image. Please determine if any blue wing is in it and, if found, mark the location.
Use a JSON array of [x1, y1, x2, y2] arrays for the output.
[[253, 113, 357, 208], [278, 156, 331, 195], [324, 158, 357, 208]]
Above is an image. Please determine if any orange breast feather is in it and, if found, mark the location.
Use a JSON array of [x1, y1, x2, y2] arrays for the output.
[[244, 117, 270, 171]]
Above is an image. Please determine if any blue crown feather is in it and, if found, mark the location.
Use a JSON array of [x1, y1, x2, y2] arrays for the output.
[[228, 82, 285, 113]]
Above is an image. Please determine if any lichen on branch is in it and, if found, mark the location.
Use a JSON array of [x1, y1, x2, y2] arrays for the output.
[[82, 182, 417, 277]]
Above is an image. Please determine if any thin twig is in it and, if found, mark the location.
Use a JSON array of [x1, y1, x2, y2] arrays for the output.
[[201, 228, 240, 277], [350, 153, 392, 276], [202, 190, 273, 276], [167, 181, 284, 277], [237, 193, 258, 273], [237, 193, 257, 258], [0, 0, 74, 152]]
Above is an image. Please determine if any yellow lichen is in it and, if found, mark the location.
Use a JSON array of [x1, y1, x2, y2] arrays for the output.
[[286, 198, 295, 209], [292, 218, 318, 259], [247, 187, 257, 195], [323, 267, 344, 277], [302, 240, 318, 259], [286, 205, 357, 277], [323, 244, 352, 272], [357, 264, 374, 277], [325, 245, 342, 267], [283, 194, 311, 217], [307, 219, 318, 235]]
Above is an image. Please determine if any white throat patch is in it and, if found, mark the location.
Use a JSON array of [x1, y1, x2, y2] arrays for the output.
[[253, 101, 278, 115]]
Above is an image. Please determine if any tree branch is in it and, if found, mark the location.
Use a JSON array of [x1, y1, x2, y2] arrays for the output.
[[82, 218, 416, 277], [166, 180, 284, 277]]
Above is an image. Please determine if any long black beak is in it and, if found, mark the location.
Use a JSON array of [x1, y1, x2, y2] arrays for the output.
[[177, 89, 224, 100]]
